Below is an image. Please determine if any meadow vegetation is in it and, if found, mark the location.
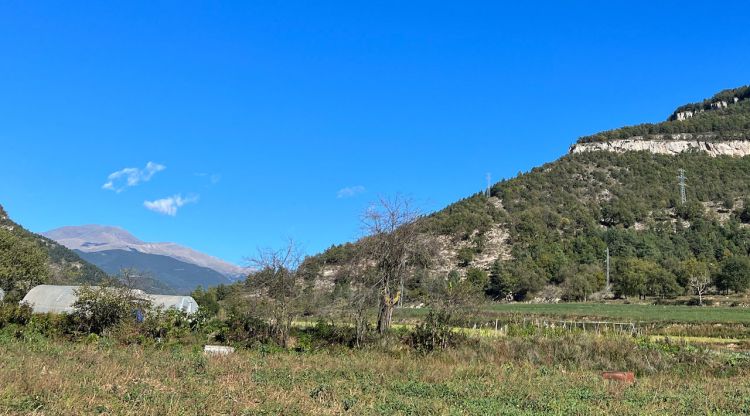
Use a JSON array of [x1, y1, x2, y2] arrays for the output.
[[2, 309, 750, 415]]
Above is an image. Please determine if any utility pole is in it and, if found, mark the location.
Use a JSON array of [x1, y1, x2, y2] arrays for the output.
[[606, 247, 610, 292], [486, 173, 492, 197], [678, 169, 687, 205]]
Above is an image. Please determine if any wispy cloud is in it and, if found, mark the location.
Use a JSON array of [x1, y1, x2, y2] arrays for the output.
[[195, 172, 222, 185], [143, 194, 199, 216], [337, 185, 366, 199], [103, 162, 166, 192]]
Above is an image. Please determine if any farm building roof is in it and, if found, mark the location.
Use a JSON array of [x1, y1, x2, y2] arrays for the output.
[[21, 285, 198, 314]]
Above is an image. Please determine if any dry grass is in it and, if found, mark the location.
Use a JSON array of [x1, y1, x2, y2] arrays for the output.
[[1, 330, 750, 415]]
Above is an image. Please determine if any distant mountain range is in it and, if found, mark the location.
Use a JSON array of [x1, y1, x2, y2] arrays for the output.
[[43, 225, 248, 294]]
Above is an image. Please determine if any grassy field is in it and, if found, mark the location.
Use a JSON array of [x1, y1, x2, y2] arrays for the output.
[[396, 302, 750, 324], [3, 301, 750, 414], [2, 328, 750, 415]]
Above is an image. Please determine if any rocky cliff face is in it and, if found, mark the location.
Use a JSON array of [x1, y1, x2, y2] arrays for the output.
[[570, 138, 750, 157]]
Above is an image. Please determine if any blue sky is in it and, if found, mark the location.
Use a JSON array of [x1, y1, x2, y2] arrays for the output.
[[1, 1, 749, 265]]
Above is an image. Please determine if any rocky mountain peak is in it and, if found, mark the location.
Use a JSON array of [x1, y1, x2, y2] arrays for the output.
[[44, 225, 144, 246]]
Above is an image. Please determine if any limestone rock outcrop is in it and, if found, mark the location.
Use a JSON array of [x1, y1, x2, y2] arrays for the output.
[[570, 138, 750, 157]]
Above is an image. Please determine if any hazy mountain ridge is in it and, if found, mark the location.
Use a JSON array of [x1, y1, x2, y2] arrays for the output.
[[44, 225, 248, 280]]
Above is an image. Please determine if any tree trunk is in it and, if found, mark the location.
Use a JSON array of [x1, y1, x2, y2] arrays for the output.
[[377, 299, 393, 334]]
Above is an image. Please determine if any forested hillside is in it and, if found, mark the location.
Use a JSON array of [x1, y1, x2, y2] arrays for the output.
[[76, 249, 231, 295], [0, 204, 108, 301], [578, 85, 750, 143], [307, 87, 750, 305]]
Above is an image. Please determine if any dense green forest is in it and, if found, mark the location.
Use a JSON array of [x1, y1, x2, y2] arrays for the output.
[[479, 151, 750, 301], [577, 85, 750, 143]]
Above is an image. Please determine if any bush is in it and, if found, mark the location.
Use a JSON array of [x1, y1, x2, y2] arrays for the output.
[[28, 312, 77, 338], [301, 320, 357, 348], [0, 302, 32, 327], [72, 286, 148, 335], [410, 311, 460, 353], [457, 248, 475, 267], [220, 312, 273, 347], [685, 297, 715, 306], [140, 308, 194, 341]]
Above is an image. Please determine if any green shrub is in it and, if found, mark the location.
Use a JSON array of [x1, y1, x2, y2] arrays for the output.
[[457, 248, 475, 267], [410, 311, 460, 353], [0, 302, 32, 327], [221, 312, 273, 347], [72, 286, 148, 335], [140, 308, 194, 341], [28, 312, 77, 337], [685, 297, 714, 306]]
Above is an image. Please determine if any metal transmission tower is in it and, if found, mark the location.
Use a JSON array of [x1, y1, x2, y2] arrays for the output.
[[486, 173, 492, 197], [678, 169, 687, 205]]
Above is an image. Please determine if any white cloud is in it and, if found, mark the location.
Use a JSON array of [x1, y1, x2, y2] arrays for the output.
[[143, 194, 199, 216], [337, 185, 366, 199], [103, 162, 166, 192]]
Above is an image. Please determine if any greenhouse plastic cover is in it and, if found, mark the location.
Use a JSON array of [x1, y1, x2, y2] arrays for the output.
[[21, 285, 198, 314]]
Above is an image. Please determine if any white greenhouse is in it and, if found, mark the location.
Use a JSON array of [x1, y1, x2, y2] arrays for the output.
[[20, 285, 199, 315], [147, 294, 199, 314]]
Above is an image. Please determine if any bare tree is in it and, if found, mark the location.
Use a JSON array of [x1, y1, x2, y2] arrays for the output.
[[118, 268, 150, 292], [361, 196, 424, 334], [340, 256, 380, 346], [682, 259, 711, 306], [247, 239, 305, 347], [688, 274, 711, 306]]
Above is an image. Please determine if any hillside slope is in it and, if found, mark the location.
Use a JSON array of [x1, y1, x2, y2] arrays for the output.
[[309, 86, 750, 302], [577, 85, 750, 144], [0, 204, 108, 287], [75, 249, 232, 295]]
